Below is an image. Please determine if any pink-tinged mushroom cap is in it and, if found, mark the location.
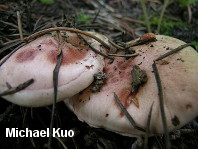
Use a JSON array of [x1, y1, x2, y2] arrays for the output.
[[65, 35, 198, 136], [0, 32, 107, 107]]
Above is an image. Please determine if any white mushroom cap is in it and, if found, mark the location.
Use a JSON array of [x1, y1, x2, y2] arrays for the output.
[[65, 35, 198, 136], [0, 32, 107, 107]]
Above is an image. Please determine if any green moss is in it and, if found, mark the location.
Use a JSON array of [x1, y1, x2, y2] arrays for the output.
[[150, 16, 186, 35], [76, 13, 91, 23], [192, 41, 198, 51], [39, 0, 54, 4], [178, 0, 198, 8]]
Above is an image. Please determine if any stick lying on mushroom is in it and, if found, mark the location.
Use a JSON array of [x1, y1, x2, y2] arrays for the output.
[[0, 32, 108, 107], [65, 35, 198, 136]]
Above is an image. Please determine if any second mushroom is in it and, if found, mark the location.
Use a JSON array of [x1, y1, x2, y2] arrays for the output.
[[65, 35, 198, 136]]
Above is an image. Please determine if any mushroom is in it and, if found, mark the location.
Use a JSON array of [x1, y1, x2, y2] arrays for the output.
[[0, 32, 108, 107], [65, 35, 198, 136]]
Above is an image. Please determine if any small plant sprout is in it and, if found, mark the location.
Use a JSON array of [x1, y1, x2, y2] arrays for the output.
[[65, 35, 198, 137]]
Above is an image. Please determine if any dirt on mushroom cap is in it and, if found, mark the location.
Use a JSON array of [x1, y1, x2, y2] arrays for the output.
[[0, 32, 107, 107], [65, 35, 198, 136]]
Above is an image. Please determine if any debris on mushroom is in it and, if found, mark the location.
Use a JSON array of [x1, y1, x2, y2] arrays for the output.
[[91, 72, 107, 93], [0, 32, 108, 107], [65, 35, 198, 136], [131, 65, 147, 93], [126, 33, 156, 47]]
